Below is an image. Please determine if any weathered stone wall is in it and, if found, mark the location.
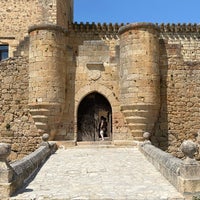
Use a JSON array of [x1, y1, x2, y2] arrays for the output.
[[28, 24, 67, 140], [37, 0, 73, 28], [153, 29, 200, 157], [57, 0, 73, 28], [56, 23, 131, 141], [0, 0, 40, 39], [0, 57, 40, 161], [1, 20, 200, 158], [119, 23, 160, 141], [0, 0, 73, 57], [0, 0, 41, 57]]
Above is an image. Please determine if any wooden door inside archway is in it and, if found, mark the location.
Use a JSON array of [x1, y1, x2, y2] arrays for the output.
[[77, 92, 112, 141]]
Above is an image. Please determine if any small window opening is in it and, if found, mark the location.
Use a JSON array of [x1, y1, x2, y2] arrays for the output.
[[0, 45, 8, 61]]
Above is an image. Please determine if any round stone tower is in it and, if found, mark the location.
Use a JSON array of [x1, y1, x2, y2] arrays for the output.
[[28, 24, 67, 137], [119, 23, 160, 140]]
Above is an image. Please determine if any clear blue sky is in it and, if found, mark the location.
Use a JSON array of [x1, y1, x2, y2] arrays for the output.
[[74, 0, 200, 24]]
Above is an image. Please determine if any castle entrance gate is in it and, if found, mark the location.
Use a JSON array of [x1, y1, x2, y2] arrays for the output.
[[77, 92, 112, 142]]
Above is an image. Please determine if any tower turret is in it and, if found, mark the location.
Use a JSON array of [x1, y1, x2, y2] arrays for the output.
[[38, 0, 74, 28], [119, 23, 160, 140], [28, 24, 67, 137]]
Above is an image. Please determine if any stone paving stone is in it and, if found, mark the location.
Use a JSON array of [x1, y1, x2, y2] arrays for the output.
[[10, 147, 185, 200]]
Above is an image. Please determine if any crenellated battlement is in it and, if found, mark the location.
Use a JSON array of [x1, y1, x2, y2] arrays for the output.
[[69, 22, 126, 33], [158, 23, 200, 33], [69, 22, 200, 34]]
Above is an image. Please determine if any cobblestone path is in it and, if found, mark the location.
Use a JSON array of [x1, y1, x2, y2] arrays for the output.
[[11, 147, 184, 200]]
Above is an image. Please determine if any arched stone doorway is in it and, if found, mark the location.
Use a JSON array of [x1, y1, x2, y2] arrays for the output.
[[77, 92, 112, 141]]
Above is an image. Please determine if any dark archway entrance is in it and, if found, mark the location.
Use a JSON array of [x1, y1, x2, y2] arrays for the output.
[[77, 92, 112, 141]]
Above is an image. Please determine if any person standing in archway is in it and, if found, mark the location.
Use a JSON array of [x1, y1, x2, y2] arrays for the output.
[[99, 116, 107, 141]]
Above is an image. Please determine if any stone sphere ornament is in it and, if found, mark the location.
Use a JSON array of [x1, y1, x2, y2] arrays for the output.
[[42, 133, 49, 142], [143, 132, 151, 140], [180, 140, 198, 164], [143, 132, 151, 144]]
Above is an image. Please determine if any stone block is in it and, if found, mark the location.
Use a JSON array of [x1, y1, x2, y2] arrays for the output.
[[180, 164, 200, 179], [178, 176, 200, 194], [0, 183, 12, 199]]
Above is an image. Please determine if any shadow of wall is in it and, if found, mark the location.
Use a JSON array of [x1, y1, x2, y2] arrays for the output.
[[152, 39, 169, 151], [153, 31, 200, 158]]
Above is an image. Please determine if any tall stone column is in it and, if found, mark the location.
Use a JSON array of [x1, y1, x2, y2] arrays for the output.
[[28, 24, 67, 137], [119, 23, 160, 140]]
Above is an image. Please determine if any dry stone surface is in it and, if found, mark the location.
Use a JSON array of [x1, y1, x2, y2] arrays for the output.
[[11, 147, 184, 200], [0, 57, 40, 161], [0, 0, 200, 160]]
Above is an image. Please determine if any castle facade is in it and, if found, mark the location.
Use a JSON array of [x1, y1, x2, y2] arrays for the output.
[[0, 0, 200, 160]]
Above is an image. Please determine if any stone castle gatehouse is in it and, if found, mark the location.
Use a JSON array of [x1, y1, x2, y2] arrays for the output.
[[0, 0, 200, 160]]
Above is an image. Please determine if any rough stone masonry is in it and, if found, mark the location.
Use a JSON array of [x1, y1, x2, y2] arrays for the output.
[[0, 0, 200, 160]]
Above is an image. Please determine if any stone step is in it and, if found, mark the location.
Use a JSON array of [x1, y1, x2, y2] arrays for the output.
[[76, 141, 113, 148], [131, 129, 144, 138], [125, 116, 147, 124], [121, 104, 158, 111], [32, 115, 48, 123], [122, 109, 149, 117], [30, 108, 50, 116], [128, 123, 155, 131], [113, 140, 139, 146], [35, 122, 47, 130], [55, 141, 76, 148], [128, 123, 147, 130]]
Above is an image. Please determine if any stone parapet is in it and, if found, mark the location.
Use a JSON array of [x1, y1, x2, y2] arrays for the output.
[[0, 135, 57, 198], [28, 24, 67, 34], [118, 22, 160, 35], [10, 145, 51, 194], [69, 22, 200, 34], [139, 140, 200, 197], [139, 142, 182, 189], [159, 23, 200, 33], [69, 22, 125, 33]]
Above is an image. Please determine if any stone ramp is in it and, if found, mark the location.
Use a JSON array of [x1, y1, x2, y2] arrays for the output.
[[10, 147, 184, 200]]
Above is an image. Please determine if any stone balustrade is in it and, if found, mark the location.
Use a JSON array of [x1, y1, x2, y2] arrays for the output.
[[139, 133, 200, 198], [0, 134, 57, 199]]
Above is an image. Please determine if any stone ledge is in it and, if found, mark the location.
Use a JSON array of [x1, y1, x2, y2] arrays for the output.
[[10, 145, 51, 195], [119, 22, 160, 35], [139, 142, 200, 197], [28, 23, 67, 34], [113, 140, 139, 147], [139, 143, 182, 189], [0, 141, 57, 198]]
